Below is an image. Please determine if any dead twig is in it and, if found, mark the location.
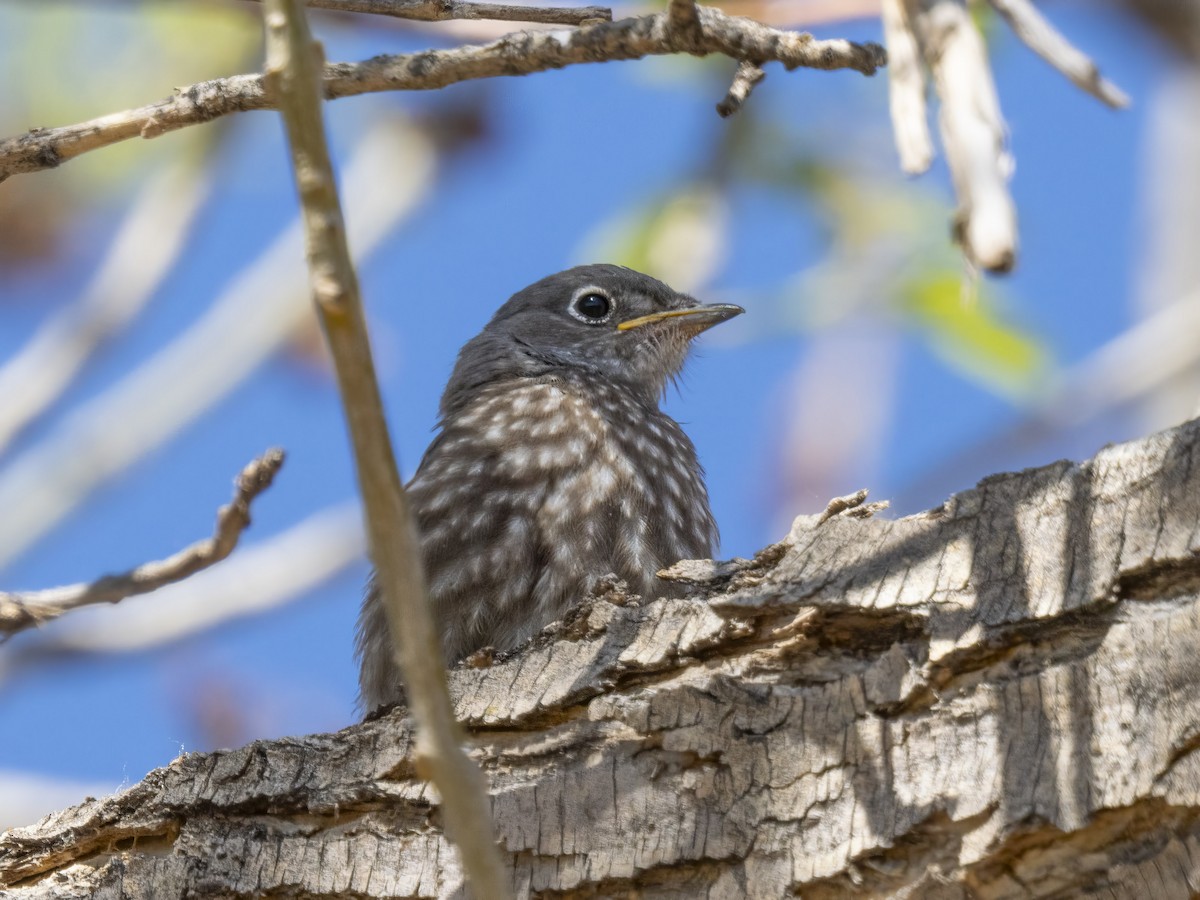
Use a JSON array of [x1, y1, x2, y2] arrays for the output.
[[716, 59, 765, 117], [987, 0, 1129, 109], [913, 0, 1017, 272], [0, 9, 885, 182], [881, 0, 933, 173], [246, 0, 611, 25], [0, 450, 285, 641], [262, 1, 511, 896]]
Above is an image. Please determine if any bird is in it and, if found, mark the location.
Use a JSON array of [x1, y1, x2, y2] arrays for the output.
[[356, 264, 743, 713]]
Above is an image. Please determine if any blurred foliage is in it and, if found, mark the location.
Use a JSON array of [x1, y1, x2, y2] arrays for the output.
[[577, 80, 1051, 402], [899, 270, 1047, 399], [575, 184, 728, 294], [0, 2, 258, 271]]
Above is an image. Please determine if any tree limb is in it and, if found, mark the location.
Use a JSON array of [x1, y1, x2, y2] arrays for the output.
[[5, 417, 1200, 894], [5, 502, 363, 662], [715, 59, 765, 117], [262, 1, 509, 896], [881, 0, 933, 173], [913, 0, 1018, 272], [0, 8, 885, 183], [0, 450, 284, 641], [245, 0, 612, 25], [987, 0, 1130, 109]]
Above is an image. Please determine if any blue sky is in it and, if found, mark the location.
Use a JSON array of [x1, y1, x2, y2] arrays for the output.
[[0, 2, 1179, 800]]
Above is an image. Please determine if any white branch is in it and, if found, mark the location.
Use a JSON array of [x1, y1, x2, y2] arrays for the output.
[[5, 502, 363, 659], [0, 156, 213, 459], [716, 59, 765, 117], [262, 0, 511, 895], [987, 0, 1130, 109], [881, 0, 934, 173], [915, 0, 1018, 272], [0, 119, 433, 573]]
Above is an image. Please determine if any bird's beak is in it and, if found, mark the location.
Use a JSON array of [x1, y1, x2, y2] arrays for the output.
[[617, 303, 745, 336]]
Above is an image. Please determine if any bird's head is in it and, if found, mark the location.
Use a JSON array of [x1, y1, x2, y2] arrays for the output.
[[442, 264, 743, 413]]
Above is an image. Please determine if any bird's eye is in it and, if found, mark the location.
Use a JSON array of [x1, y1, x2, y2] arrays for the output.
[[571, 292, 612, 323]]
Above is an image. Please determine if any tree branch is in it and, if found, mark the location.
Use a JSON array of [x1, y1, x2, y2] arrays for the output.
[[913, 0, 1017, 272], [0, 8, 885, 183], [881, 0, 933, 173], [6, 503, 363, 662], [6, 418, 1200, 894], [0, 450, 284, 641], [987, 0, 1130, 109], [262, 1, 510, 896], [715, 59, 765, 117], [246, 0, 612, 25], [667, 0, 703, 46]]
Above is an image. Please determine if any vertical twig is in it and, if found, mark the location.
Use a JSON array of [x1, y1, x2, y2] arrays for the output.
[[914, 0, 1018, 272], [260, 1, 511, 897], [881, 0, 934, 174]]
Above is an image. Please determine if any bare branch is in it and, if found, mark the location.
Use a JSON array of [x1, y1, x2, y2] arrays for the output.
[[881, 0, 933, 173], [913, 0, 1017, 273], [7, 503, 362, 660], [246, 0, 612, 25], [0, 450, 284, 641], [667, 0, 703, 44], [716, 59, 765, 117], [0, 9, 885, 182], [987, 0, 1130, 109], [0, 156, 214, 460], [262, 1, 511, 896]]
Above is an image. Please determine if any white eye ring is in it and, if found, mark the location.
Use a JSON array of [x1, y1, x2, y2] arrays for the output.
[[569, 288, 614, 324]]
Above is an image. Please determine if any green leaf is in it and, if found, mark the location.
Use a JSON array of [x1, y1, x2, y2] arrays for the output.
[[899, 271, 1050, 400]]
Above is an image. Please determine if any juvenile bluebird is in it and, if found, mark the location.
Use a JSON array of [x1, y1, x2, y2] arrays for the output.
[[356, 264, 742, 712]]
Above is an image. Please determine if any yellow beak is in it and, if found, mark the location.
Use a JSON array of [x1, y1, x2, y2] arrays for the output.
[[616, 303, 745, 333]]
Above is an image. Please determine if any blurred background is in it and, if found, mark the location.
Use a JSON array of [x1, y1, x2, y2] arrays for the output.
[[0, 0, 1196, 827]]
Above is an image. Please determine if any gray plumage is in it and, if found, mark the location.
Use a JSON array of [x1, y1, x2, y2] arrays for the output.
[[356, 264, 742, 713]]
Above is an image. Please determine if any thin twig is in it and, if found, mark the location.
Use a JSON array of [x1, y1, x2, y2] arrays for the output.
[[246, 0, 611, 25], [262, 1, 511, 897], [0, 450, 284, 641], [0, 9, 885, 182], [6, 503, 362, 659], [987, 0, 1129, 109], [0, 120, 431, 573], [880, 0, 933, 173], [913, 0, 1017, 272], [716, 60, 765, 117]]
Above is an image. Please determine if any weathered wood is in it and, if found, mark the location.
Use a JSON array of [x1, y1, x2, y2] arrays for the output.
[[5, 419, 1200, 898]]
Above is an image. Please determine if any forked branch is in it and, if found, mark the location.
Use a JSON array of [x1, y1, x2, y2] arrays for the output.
[[0, 8, 884, 183]]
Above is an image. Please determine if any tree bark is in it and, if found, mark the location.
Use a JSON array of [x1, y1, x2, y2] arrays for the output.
[[5, 418, 1200, 898]]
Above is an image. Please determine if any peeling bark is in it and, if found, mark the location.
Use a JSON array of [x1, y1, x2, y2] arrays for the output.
[[5, 419, 1200, 898]]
